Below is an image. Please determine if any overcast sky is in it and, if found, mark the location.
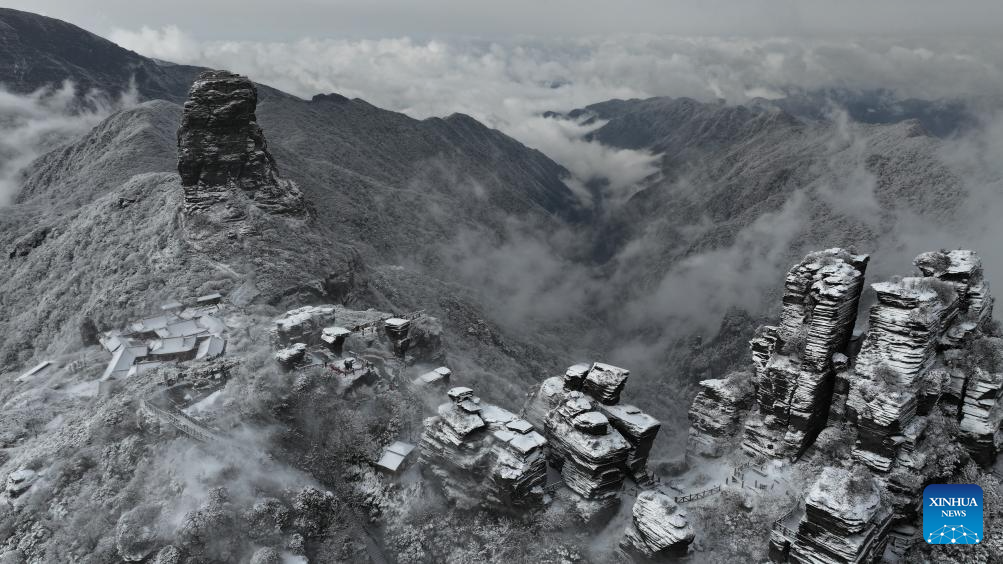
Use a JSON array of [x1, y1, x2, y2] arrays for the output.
[[7, 0, 1003, 40]]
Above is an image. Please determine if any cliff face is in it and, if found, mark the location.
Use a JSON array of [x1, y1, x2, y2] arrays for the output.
[[848, 250, 997, 472], [177, 71, 308, 219], [739, 248, 869, 460], [545, 392, 632, 501], [698, 247, 1001, 473], [772, 467, 892, 564], [684, 247, 1003, 563], [687, 372, 755, 456]]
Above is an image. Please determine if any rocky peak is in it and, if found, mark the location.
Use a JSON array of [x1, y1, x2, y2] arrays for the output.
[[177, 70, 308, 219]]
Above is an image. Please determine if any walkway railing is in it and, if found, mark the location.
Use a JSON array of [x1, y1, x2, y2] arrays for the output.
[[771, 494, 805, 540], [674, 485, 721, 503], [140, 399, 218, 442]]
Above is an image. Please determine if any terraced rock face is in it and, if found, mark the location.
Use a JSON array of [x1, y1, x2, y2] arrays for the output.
[[742, 248, 869, 459], [525, 362, 662, 498], [418, 388, 548, 509], [177, 70, 308, 219], [847, 250, 1000, 472], [687, 372, 754, 457], [784, 467, 892, 564], [545, 392, 631, 500]]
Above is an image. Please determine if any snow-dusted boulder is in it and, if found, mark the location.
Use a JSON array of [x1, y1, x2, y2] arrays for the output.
[[583, 362, 630, 405], [620, 491, 695, 559]]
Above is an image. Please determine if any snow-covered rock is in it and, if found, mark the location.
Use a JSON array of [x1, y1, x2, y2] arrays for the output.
[[958, 364, 1003, 466], [742, 249, 868, 459], [583, 362, 630, 405], [619, 491, 694, 559], [270, 305, 337, 346], [419, 389, 547, 509], [783, 467, 892, 564], [178, 70, 308, 218], [545, 392, 631, 500], [687, 372, 753, 457]]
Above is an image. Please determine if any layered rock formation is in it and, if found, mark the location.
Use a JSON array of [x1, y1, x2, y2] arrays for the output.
[[847, 250, 998, 472], [177, 70, 308, 219], [525, 362, 661, 491], [958, 359, 1003, 466], [583, 363, 630, 404], [679, 248, 1003, 562], [599, 403, 661, 482], [619, 491, 695, 560], [419, 387, 548, 509], [687, 248, 1002, 470], [545, 392, 631, 501], [741, 249, 869, 459], [773, 467, 892, 564], [687, 372, 755, 457]]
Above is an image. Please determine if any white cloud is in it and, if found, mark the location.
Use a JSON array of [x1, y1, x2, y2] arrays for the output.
[[0, 82, 137, 206], [104, 29, 1003, 209]]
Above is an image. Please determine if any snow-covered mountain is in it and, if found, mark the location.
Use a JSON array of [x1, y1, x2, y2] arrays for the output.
[[2, 5, 1002, 563]]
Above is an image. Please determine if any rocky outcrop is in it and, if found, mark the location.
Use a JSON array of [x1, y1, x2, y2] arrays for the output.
[[583, 363, 630, 405], [846, 250, 999, 472], [177, 70, 307, 218], [687, 372, 754, 457], [545, 392, 631, 500], [419, 387, 547, 509], [525, 362, 661, 496], [781, 467, 892, 564], [750, 325, 780, 386], [600, 403, 661, 481], [620, 491, 695, 559], [777, 250, 870, 372], [742, 249, 869, 459], [523, 376, 567, 429], [853, 278, 955, 389], [914, 250, 994, 326]]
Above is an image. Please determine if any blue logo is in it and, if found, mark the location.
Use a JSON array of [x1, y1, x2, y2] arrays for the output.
[[923, 484, 983, 545]]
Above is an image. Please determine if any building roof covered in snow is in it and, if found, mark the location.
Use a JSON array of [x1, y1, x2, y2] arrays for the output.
[[376, 441, 417, 473], [149, 336, 197, 356], [102, 345, 146, 380], [131, 315, 174, 334], [385, 317, 410, 329], [155, 319, 206, 339], [196, 336, 226, 360]]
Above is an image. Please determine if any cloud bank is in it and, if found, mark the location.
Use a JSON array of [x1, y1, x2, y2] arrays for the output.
[[0, 82, 137, 206], [106, 28, 1003, 206]]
